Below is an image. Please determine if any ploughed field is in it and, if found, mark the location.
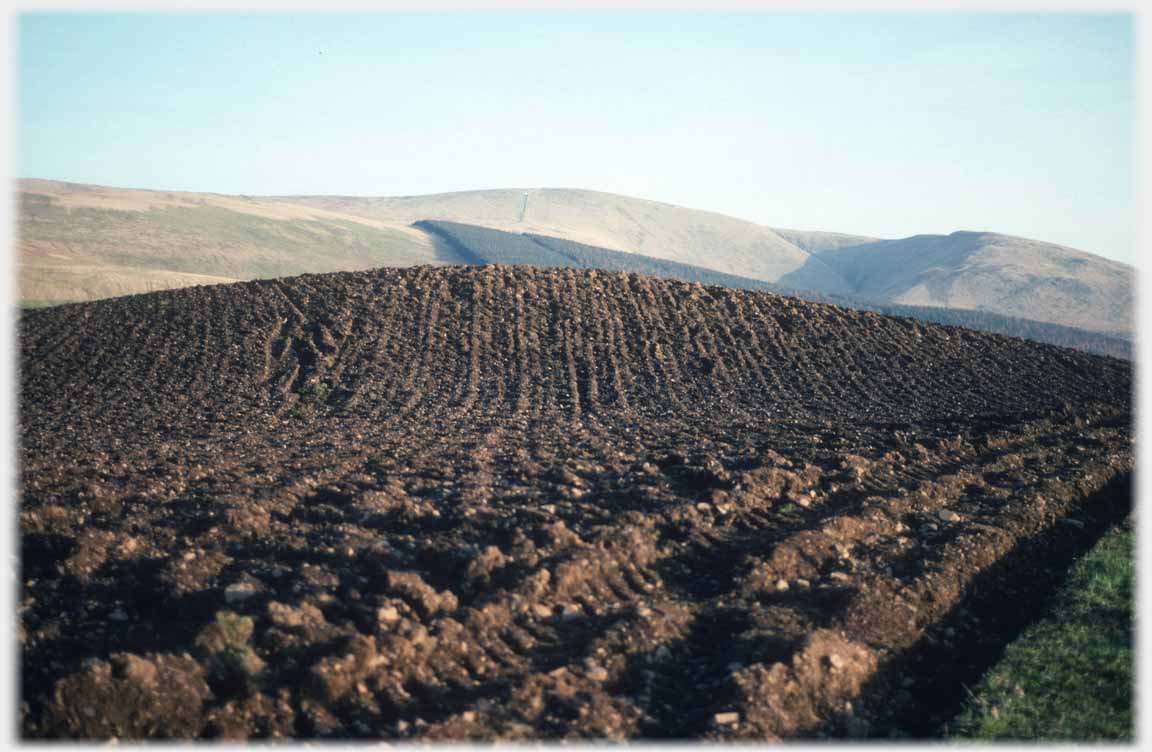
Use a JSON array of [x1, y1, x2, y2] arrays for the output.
[[19, 265, 1132, 740]]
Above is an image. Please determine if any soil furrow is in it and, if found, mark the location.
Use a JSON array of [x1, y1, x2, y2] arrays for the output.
[[18, 265, 1131, 740]]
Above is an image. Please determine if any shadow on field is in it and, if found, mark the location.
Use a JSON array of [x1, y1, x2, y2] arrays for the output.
[[862, 471, 1133, 739]]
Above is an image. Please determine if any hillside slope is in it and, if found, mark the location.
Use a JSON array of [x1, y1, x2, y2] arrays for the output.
[[17, 180, 1133, 337], [805, 232, 1133, 335], [271, 190, 1137, 335], [772, 228, 882, 254], [278, 188, 853, 293], [416, 220, 793, 293], [17, 179, 468, 303], [20, 266, 1132, 740]]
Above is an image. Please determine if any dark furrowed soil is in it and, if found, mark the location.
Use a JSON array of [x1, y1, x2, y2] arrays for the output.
[[18, 265, 1132, 740]]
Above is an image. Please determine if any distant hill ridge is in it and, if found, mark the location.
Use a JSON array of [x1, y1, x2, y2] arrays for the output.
[[803, 231, 1133, 336], [18, 179, 1133, 337]]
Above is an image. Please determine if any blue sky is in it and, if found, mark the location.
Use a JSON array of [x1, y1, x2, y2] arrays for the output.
[[17, 11, 1134, 262]]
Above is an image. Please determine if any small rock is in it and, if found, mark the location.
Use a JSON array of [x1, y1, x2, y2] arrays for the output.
[[1060, 518, 1085, 529], [183, 551, 197, 561], [384, 570, 457, 617], [827, 654, 845, 670], [713, 711, 740, 726], [587, 666, 609, 682], [828, 571, 851, 583], [376, 605, 400, 624], [267, 601, 324, 630], [224, 582, 258, 604], [560, 603, 583, 621], [109, 608, 129, 622], [532, 603, 553, 619], [775, 579, 790, 592], [461, 710, 477, 723], [795, 578, 810, 589], [937, 509, 961, 523]]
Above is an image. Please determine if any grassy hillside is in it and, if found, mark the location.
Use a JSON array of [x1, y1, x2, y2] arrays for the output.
[[17, 180, 1135, 337], [772, 227, 881, 253], [18, 182, 466, 304], [416, 220, 791, 293], [281, 189, 1135, 336], [280, 186, 853, 293], [806, 231, 1133, 335]]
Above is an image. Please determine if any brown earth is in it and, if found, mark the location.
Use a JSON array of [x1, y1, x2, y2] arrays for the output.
[[18, 265, 1132, 740]]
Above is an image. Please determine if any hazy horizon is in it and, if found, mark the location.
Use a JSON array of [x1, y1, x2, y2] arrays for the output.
[[18, 11, 1134, 262]]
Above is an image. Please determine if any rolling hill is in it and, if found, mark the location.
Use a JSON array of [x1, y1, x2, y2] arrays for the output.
[[17, 179, 469, 302], [276, 189, 1134, 335], [278, 187, 851, 294], [20, 265, 1132, 739], [17, 179, 1134, 338], [800, 231, 1134, 336]]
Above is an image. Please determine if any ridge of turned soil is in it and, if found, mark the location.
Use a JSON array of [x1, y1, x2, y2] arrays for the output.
[[20, 265, 1128, 444], [19, 265, 1132, 739]]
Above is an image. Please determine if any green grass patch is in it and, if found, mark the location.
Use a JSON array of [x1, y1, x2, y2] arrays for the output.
[[19, 194, 434, 280], [949, 521, 1133, 741]]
